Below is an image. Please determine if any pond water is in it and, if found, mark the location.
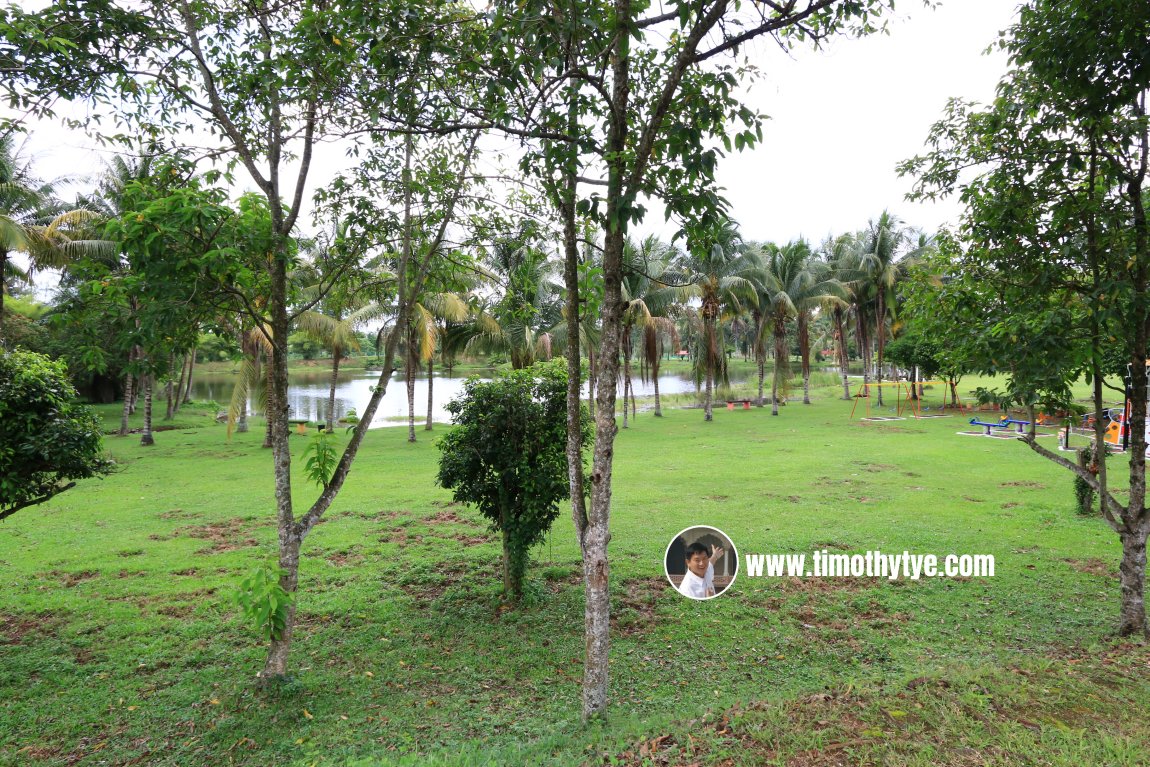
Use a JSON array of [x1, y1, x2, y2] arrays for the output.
[[188, 364, 756, 428]]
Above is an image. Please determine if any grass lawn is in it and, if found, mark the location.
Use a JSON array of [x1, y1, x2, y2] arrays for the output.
[[2, 377, 1148, 766]]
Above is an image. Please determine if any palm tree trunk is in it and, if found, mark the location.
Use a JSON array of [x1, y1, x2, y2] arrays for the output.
[[652, 356, 662, 417], [772, 316, 786, 417], [164, 353, 176, 420], [326, 348, 341, 434], [799, 313, 812, 405], [835, 308, 851, 400], [406, 346, 417, 443], [876, 292, 886, 407], [119, 347, 137, 437], [757, 354, 765, 406], [703, 315, 715, 421], [262, 354, 275, 449], [622, 338, 631, 428], [855, 309, 870, 401], [425, 357, 434, 430], [140, 374, 155, 446]]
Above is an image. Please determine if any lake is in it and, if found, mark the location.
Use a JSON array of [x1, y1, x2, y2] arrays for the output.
[[188, 364, 750, 428]]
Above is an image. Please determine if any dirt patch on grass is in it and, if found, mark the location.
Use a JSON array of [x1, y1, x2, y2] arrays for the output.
[[775, 576, 872, 595], [1000, 481, 1046, 489], [324, 548, 367, 567], [428, 509, 472, 525], [0, 611, 61, 644], [39, 570, 100, 588], [174, 518, 261, 554], [852, 461, 898, 472], [158, 509, 202, 520], [612, 578, 667, 637], [1064, 557, 1116, 579]]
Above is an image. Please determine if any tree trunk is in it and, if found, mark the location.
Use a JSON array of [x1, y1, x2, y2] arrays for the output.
[[1118, 524, 1149, 636], [425, 357, 435, 430], [326, 348, 341, 434], [772, 316, 786, 416], [587, 346, 596, 420], [164, 353, 176, 420], [182, 348, 196, 404], [262, 237, 296, 679], [876, 292, 886, 407], [622, 335, 632, 429], [119, 347, 137, 437], [140, 374, 155, 446], [799, 312, 811, 405], [836, 308, 851, 400], [172, 353, 187, 417], [406, 344, 417, 443], [703, 314, 714, 421], [262, 355, 275, 449], [757, 354, 765, 406], [652, 355, 662, 416]]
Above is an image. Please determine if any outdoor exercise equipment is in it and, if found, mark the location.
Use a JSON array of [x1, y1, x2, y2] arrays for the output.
[[969, 418, 1009, 436], [850, 380, 966, 420]]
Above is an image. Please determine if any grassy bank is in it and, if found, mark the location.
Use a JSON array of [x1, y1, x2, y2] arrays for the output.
[[2, 375, 1146, 766]]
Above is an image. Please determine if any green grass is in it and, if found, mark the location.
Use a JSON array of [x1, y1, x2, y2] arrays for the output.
[[1, 375, 1147, 766]]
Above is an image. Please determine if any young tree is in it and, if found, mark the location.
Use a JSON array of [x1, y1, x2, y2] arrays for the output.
[[437, 362, 591, 600]]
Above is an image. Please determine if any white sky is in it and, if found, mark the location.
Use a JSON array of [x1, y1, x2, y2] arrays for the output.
[[11, 0, 1020, 249]]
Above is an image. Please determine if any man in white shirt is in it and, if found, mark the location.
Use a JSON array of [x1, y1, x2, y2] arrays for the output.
[[678, 542, 725, 599]]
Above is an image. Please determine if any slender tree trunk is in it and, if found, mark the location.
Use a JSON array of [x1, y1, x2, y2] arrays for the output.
[[772, 317, 786, 416], [799, 312, 811, 405], [140, 373, 155, 446], [164, 353, 176, 420], [119, 347, 137, 437], [262, 355, 275, 449], [622, 336, 631, 428], [652, 355, 662, 416], [425, 357, 434, 430], [326, 347, 341, 434], [182, 348, 196, 404], [172, 353, 187, 417], [836, 309, 851, 400], [587, 346, 596, 420], [703, 314, 715, 421], [406, 345, 417, 443], [856, 310, 870, 401], [876, 293, 886, 407]]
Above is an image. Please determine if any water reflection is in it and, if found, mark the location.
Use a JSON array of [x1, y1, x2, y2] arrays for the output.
[[190, 365, 723, 428]]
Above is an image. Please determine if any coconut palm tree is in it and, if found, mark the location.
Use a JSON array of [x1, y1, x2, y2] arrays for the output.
[[758, 239, 843, 414], [670, 220, 761, 421], [822, 234, 866, 400], [0, 136, 107, 341], [856, 211, 910, 406], [619, 235, 677, 426]]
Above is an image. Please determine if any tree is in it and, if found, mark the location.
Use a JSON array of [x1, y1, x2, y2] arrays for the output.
[[437, 361, 591, 600], [759, 239, 842, 413], [901, 0, 1150, 635], [0, 349, 113, 520], [673, 221, 760, 421], [855, 210, 909, 406]]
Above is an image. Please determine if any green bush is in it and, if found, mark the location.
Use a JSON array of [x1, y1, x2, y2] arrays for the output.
[[0, 349, 113, 520], [436, 361, 591, 600]]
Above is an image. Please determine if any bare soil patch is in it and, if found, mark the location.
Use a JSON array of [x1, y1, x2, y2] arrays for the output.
[[174, 518, 261, 554], [1064, 557, 1116, 579]]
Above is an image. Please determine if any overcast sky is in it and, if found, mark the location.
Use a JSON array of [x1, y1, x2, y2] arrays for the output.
[[12, 0, 1020, 249]]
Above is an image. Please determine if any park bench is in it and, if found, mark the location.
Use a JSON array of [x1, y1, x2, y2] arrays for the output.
[[726, 399, 752, 410]]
